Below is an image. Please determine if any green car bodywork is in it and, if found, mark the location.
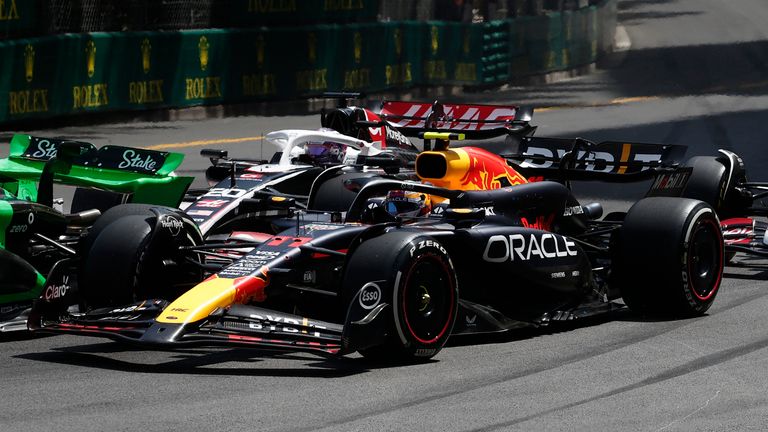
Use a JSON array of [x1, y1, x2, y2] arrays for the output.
[[0, 134, 193, 330], [0, 134, 191, 207]]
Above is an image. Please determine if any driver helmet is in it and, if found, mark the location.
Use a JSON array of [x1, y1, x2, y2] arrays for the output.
[[383, 190, 432, 218], [289, 145, 306, 161]]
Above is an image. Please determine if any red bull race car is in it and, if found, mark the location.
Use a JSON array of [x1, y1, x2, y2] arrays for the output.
[[29, 129, 724, 363]]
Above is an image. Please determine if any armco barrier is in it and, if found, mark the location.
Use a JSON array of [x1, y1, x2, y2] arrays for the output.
[[0, 0, 616, 125]]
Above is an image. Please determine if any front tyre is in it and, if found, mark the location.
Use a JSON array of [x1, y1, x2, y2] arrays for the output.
[[614, 197, 723, 317], [80, 206, 203, 308], [343, 233, 458, 362]]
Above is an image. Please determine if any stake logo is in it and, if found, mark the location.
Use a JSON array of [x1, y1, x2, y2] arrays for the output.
[[119, 149, 157, 171], [30, 139, 57, 159]]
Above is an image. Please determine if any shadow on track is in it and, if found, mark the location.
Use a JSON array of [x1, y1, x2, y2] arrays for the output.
[[15, 343, 372, 378]]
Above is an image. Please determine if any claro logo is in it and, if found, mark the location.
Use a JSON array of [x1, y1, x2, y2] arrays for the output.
[[44, 276, 70, 300], [483, 233, 578, 262]]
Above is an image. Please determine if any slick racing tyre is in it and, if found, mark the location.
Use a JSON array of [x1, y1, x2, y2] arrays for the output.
[[79, 203, 157, 258], [80, 205, 202, 308], [343, 232, 458, 363], [613, 197, 723, 317]]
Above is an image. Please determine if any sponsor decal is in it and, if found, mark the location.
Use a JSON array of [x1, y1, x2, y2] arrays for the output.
[[303, 270, 316, 283], [385, 126, 411, 148], [483, 233, 578, 262], [29, 138, 57, 159], [650, 171, 690, 192], [9, 224, 27, 233], [381, 101, 517, 131], [359, 282, 381, 310], [186, 209, 214, 217], [27, 212, 34, 224], [24, 44, 34, 82], [109, 304, 155, 314], [198, 36, 209, 71], [44, 275, 70, 300], [481, 206, 496, 216], [465, 314, 477, 326], [520, 214, 555, 231], [160, 215, 183, 236], [119, 149, 157, 170], [0, 304, 23, 315], [414, 348, 438, 357], [408, 239, 447, 257], [563, 205, 584, 217], [238, 173, 264, 180], [219, 251, 280, 278], [301, 223, 344, 234], [521, 146, 661, 173], [248, 313, 328, 337], [459, 148, 527, 191], [550, 272, 566, 279], [195, 199, 229, 208]]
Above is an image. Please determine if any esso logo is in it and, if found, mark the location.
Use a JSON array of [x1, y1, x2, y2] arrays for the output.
[[359, 282, 382, 310]]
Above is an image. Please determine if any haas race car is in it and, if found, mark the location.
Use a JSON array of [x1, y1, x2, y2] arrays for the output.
[[676, 150, 768, 264], [30, 131, 723, 363], [182, 99, 535, 237]]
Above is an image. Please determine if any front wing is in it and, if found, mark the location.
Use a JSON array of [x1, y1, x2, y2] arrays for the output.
[[29, 297, 391, 358]]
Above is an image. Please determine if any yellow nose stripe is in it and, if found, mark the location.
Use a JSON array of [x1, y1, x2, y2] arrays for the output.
[[156, 276, 237, 324]]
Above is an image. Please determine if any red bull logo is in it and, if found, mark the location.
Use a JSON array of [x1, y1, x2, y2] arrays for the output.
[[459, 147, 527, 191], [233, 268, 270, 303], [521, 214, 555, 231]]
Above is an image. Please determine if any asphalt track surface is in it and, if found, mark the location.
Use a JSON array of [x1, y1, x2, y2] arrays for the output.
[[3, 1, 768, 430]]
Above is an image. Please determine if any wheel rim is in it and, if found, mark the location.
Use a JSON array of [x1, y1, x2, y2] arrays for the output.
[[688, 218, 722, 301], [402, 255, 454, 345]]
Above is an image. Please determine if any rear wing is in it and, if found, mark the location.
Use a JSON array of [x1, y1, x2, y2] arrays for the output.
[[378, 100, 535, 139], [506, 136, 687, 181], [9, 135, 184, 175], [1, 134, 192, 207]]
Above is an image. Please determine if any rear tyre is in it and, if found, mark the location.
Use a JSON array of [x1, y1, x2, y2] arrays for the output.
[[342, 232, 458, 363], [613, 197, 723, 317], [80, 207, 202, 308], [681, 156, 728, 213]]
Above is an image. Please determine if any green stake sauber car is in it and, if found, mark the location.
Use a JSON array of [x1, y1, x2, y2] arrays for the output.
[[0, 134, 193, 331]]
